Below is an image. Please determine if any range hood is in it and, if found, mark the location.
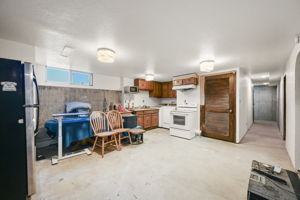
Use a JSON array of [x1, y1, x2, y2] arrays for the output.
[[172, 73, 198, 90], [172, 84, 196, 90]]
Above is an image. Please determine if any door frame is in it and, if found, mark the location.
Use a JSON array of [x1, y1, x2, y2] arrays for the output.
[[283, 75, 287, 140], [200, 72, 236, 142]]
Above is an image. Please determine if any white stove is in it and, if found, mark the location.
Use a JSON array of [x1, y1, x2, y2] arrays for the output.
[[169, 104, 198, 139]]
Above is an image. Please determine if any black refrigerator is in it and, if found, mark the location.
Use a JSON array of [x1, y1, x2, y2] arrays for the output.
[[0, 58, 38, 200]]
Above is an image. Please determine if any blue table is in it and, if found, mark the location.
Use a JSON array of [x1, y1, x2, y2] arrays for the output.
[[45, 117, 94, 148], [45, 113, 93, 164]]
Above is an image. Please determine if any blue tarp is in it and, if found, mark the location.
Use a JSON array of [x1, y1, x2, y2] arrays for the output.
[[45, 117, 94, 148]]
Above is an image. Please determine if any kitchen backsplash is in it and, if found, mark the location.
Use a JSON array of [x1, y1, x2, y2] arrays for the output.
[[123, 90, 176, 108], [38, 86, 121, 126]]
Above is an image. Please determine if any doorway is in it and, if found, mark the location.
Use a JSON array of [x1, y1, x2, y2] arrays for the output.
[[253, 85, 277, 122], [201, 72, 236, 142]]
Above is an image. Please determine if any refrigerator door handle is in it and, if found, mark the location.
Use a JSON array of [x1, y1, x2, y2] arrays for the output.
[[32, 66, 40, 134], [23, 104, 39, 108]]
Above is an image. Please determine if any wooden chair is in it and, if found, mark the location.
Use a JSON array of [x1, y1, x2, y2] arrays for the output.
[[107, 110, 132, 149], [90, 111, 119, 158]]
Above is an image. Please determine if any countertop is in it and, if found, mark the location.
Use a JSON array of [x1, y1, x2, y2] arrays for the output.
[[131, 108, 160, 111], [130, 105, 176, 112]]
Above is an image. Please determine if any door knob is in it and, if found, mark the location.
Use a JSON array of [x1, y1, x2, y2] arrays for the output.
[[229, 109, 233, 113]]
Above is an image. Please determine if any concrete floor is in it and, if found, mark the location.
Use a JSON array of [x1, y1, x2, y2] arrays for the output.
[[33, 122, 293, 200]]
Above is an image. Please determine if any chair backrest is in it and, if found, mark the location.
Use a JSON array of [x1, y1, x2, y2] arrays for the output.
[[107, 110, 123, 130], [90, 111, 109, 135]]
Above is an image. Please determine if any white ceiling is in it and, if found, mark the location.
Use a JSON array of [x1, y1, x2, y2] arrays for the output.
[[0, 0, 300, 82]]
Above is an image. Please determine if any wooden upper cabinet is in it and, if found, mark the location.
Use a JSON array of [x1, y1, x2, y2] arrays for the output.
[[182, 77, 198, 85], [134, 79, 176, 98], [149, 81, 162, 97], [172, 74, 198, 86], [161, 82, 169, 98], [173, 79, 182, 86], [168, 81, 177, 98], [134, 79, 153, 90], [161, 81, 176, 98]]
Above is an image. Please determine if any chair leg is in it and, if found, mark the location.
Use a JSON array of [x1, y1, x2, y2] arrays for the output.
[[118, 133, 122, 149], [113, 134, 119, 151], [101, 138, 104, 158], [128, 132, 132, 144], [92, 136, 98, 152]]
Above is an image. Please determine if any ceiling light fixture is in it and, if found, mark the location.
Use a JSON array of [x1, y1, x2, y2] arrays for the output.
[[145, 74, 154, 81], [200, 60, 215, 72], [97, 48, 116, 63]]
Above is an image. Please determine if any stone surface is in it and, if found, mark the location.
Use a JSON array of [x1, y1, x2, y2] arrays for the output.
[[38, 86, 121, 126], [32, 122, 293, 200]]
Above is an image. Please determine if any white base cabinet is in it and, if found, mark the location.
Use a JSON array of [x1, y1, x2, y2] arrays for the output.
[[159, 106, 175, 128]]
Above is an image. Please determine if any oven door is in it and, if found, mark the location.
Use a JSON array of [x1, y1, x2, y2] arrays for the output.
[[170, 112, 190, 130]]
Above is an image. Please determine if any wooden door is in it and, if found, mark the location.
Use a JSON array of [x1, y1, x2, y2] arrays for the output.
[[201, 73, 236, 142]]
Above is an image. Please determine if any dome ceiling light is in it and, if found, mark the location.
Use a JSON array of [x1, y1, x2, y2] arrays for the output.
[[200, 60, 215, 72], [145, 74, 154, 81], [97, 48, 116, 63]]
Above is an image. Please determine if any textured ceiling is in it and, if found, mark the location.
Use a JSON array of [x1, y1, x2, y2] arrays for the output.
[[0, 0, 300, 82]]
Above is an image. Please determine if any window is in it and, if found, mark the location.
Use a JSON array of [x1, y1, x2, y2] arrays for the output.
[[71, 71, 93, 86], [46, 67, 69, 83], [46, 67, 93, 86]]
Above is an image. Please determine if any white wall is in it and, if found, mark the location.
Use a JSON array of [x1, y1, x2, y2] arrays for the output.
[[279, 76, 285, 136], [0, 38, 35, 62], [238, 68, 253, 142], [0, 38, 122, 91], [284, 43, 300, 169]]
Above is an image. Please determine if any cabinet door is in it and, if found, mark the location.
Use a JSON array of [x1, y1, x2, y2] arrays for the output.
[[168, 81, 176, 98], [149, 82, 162, 97], [137, 115, 144, 127], [135, 79, 148, 90], [182, 77, 198, 85], [147, 81, 154, 90], [144, 114, 152, 128], [151, 113, 159, 127], [173, 79, 182, 86], [136, 114, 144, 127], [161, 82, 169, 98]]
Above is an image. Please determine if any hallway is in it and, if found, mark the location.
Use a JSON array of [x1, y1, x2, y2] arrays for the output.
[[241, 121, 293, 170]]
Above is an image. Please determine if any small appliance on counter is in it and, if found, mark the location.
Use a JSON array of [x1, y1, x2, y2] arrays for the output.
[[124, 86, 139, 93], [169, 104, 198, 139]]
